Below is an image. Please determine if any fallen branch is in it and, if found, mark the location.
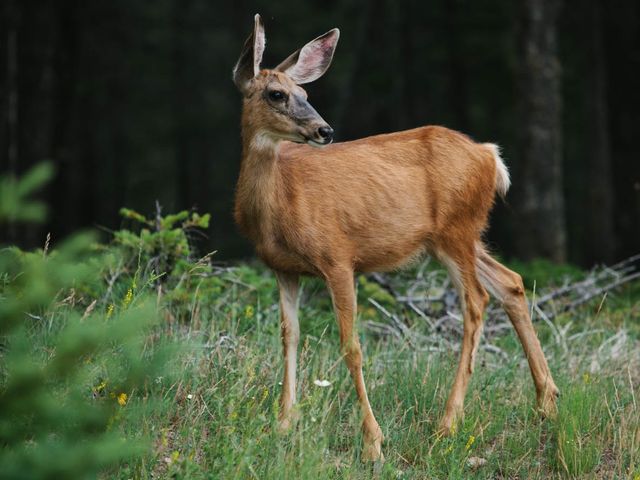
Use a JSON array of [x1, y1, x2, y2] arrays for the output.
[[362, 253, 640, 349]]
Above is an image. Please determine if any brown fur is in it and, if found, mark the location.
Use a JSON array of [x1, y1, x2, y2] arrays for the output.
[[236, 75, 497, 276], [234, 66, 559, 463]]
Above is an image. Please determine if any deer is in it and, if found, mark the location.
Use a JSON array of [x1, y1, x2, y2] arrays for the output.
[[232, 14, 559, 462]]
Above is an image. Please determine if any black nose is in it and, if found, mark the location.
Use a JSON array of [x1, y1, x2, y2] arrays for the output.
[[317, 126, 334, 141]]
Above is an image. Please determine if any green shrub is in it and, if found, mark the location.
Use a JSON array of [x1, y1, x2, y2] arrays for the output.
[[0, 163, 53, 223], [115, 207, 210, 279], [0, 165, 168, 480], [108, 207, 224, 320]]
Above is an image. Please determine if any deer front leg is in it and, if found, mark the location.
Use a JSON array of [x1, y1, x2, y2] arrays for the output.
[[326, 268, 384, 462], [275, 271, 300, 432]]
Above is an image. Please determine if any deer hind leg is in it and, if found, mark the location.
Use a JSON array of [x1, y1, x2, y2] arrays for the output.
[[275, 271, 300, 432], [326, 267, 383, 462], [437, 244, 490, 435], [475, 246, 559, 418]]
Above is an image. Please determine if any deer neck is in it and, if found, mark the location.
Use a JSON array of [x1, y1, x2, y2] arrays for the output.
[[236, 122, 285, 241], [239, 124, 282, 199]]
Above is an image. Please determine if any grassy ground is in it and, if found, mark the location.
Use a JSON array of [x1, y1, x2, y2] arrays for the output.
[[94, 264, 640, 480], [8, 250, 639, 479], [6, 172, 637, 478]]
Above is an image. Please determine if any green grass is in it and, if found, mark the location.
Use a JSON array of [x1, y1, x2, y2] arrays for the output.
[[5, 168, 634, 478], [101, 268, 640, 478], [8, 261, 640, 479]]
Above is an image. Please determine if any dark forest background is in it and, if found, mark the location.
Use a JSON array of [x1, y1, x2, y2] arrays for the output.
[[1, 0, 639, 266]]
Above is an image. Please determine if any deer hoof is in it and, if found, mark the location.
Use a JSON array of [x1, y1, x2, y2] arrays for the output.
[[362, 439, 384, 463], [438, 407, 463, 437], [277, 408, 300, 433], [537, 386, 560, 420], [362, 420, 384, 463]]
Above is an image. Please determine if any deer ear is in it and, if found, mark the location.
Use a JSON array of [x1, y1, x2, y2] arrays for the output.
[[276, 28, 339, 85], [233, 14, 266, 93]]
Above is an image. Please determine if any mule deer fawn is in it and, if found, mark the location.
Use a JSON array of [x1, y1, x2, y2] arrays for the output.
[[232, 14, 559, 462]]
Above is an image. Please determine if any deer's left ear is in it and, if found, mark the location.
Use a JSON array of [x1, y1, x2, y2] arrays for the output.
[[276, 28, 340, 85], [233, 14, 266, 93]]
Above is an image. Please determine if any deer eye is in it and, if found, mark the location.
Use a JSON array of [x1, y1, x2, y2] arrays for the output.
[[268, 90, 286, 102]]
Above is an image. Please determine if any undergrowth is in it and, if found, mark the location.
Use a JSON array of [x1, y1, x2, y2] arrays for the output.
[[1, 165, 639, 479]]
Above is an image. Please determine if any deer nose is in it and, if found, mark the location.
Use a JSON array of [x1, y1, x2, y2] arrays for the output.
[[317, 126, 334, 142]]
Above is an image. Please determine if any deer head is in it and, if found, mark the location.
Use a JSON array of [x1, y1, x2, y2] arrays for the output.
[[233, 14, 340, 147]]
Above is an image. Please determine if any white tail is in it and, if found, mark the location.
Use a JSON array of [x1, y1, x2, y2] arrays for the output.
[[483, 143, 510, 198]]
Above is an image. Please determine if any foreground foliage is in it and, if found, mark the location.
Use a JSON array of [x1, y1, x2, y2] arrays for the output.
[[0, 168, 171, 479]]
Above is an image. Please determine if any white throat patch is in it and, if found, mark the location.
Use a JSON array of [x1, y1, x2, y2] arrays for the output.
[[250, 131, 279, 152]]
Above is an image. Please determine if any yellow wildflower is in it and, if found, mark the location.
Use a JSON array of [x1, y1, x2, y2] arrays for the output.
[[465, 435, 475, 450], [244, 305, 254, 318], [106, 304, 114, 318], [583, 372, 591, 384], [117, 392, 128, 406], [92, 380, 107, 398], [122, 288, 133, 308]]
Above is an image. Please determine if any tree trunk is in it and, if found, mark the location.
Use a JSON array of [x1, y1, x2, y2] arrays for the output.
[[514, 0, 567, 262], [334, 8, 367, 136], [444, 0, 469, 131], [584, 0, 615, 265], [6, 4, 19, 176], [1, 0, 20, 243], [172, 0, 188, 210]]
